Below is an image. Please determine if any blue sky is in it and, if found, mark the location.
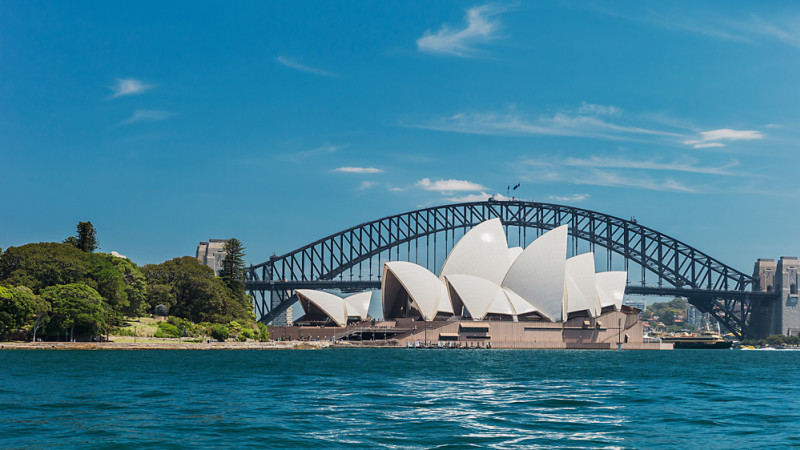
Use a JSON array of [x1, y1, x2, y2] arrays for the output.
[[1, 1, 799, 273]]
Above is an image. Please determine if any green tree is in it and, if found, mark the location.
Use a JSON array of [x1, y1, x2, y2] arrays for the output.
[[765, 334, 787, 347], [660, 309, 677, 326], [0, 243, 90, 292], [210, 323, 229, 342], [0, 285, 48, 340], [41, 283, 108, 341], [84, 253, 127, 323], [146, 284, 175, 312], [75, 221, 98, 252], [219, 238, 247, 291], [142, 257, 252, 324], [0, 243, 145, 323], [257, 322, 269, 342], [107, 255, 148, 317]]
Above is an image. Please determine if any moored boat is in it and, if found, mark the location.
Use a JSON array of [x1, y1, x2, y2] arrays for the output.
[[661, 331, 733, 349]]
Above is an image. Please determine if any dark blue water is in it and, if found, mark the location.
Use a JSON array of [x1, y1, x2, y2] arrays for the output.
[[1, 349, 799, 449]]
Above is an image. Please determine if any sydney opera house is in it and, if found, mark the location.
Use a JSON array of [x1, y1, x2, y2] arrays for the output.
[[275, 219, 665, 349]]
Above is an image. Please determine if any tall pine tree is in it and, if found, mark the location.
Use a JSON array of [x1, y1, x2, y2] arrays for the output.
[[65, 221, 98, 252], [219, 238, 246, 293]]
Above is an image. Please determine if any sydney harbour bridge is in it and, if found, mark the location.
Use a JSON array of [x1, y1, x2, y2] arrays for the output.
[[245, 200, 781, 339]]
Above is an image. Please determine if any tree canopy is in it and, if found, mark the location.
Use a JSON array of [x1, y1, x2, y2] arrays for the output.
[[142, 256, 253, 324], [0, 231, 258, 342], [41, 283, 108, 341], [0, 285, 48, 340]]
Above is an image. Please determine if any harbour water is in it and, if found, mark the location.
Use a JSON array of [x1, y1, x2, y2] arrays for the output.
[[1, 349, 799, 448]]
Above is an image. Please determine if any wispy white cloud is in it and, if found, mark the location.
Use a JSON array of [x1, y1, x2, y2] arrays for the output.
[[684, 129, 764, 148], [406, 104, 684, 142], [524, 155, 740, 176], [417, 4, 508, 57], [578, 102, 621, 116], [110, 251, 128, 259], [601, 7, 800, 49], [119, 109, 174, 126], [541, 170, 697, 193], [358, 181, 379, 191], [407, 104, 766, 150], [548, 193, 590, 203], [519, 155, 708, 193], [276, 56, 339, 77], [333, 166, 384, 174], [389, 186, 407, 192], [416, 178, 488, 192], [276, 144, 344, 163], [108, 78, 153, 99], [446, 192, 511, 202]]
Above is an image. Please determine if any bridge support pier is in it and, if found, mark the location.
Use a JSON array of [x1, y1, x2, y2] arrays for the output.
[[751, 257, 800, 338]]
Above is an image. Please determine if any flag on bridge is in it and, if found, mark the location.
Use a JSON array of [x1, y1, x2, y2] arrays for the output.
[[513, 183, 520, 190]]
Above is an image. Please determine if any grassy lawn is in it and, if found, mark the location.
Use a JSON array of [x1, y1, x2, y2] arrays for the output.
[[112, 316, 163, 338]]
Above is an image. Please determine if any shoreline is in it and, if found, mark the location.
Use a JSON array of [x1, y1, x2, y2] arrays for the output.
[[0, 341, 334, 350]]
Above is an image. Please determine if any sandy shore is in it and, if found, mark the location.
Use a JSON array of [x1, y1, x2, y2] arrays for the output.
[[0, 341, 333, 350]]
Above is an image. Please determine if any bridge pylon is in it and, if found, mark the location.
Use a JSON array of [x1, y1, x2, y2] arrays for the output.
[[750, 257, 800, 338]]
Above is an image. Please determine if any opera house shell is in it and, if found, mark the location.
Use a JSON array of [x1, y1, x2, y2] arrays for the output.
[[381, 218, 627, 324], [293, 218, 627, 325], [295, 290, 371, 327]]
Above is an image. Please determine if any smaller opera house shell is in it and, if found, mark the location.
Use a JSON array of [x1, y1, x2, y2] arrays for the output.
[[295, 290, 371, 327]]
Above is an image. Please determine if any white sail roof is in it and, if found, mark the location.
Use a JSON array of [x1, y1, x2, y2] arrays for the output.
[[344, 291, 372, 321], [438, 282, 453, 314], [508, 247, 523, 266], [502, 225, 568, 322], [596, 271, 627, 309], [296, 289, 348, 327], [439, 218, 510, 285], [445, 274, 501, 320], [486, 289, 515, 316], [445, 274, 537, 320], [503, 287, 538, 316], [383, 261, 448, 321], [565, 253, 599, 317]]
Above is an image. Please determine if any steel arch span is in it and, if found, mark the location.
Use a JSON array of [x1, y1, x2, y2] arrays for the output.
[[246, 200, 775, 338]]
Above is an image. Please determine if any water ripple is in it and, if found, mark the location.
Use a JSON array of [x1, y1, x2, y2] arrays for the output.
[[1, 349, 800, 448]]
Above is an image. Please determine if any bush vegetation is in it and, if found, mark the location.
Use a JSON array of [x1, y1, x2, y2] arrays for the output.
[[210, 324, 230, 342], [0, 221, 267, 342]]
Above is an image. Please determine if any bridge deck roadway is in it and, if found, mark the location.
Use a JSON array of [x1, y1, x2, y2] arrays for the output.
[[246, 280, 778, 301]]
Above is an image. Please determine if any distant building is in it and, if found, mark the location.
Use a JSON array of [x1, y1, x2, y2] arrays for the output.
[[196, 239, 229, 275], [624, 298, 646, 313]]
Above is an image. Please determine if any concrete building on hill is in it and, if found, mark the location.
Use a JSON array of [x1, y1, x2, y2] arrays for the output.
[[196, 239, 228, 275]]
